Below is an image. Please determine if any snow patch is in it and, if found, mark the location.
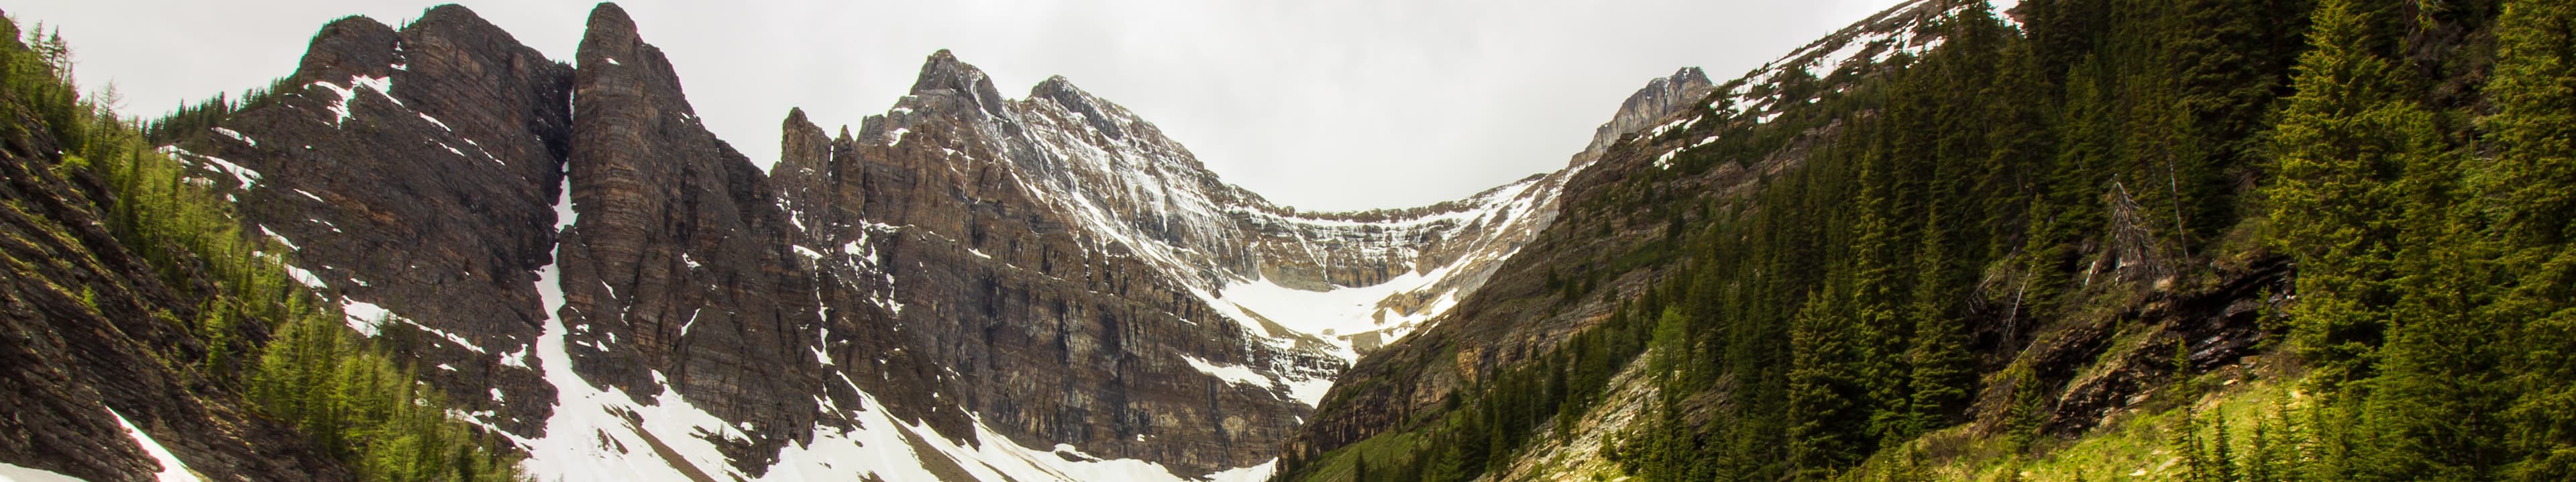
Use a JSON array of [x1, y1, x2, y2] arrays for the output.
[[211, 127, 256, 146], [341, 299, 396, 337], [282, 264, 329, 289], [1179, 354, 1269, 388], [352, 76, 397, 105], [0, 462, 89, 482], [1644, 117, 1689, 138], [437, 141, 470, 159], [403, 319, 488, 353], [418, 112, 452, 131], [499, 344, 531, 369], [260, 226, 301, 250], [159, 146, 260, 189], [1808, 36, 1874, 78], [107, 407, 203, 482]]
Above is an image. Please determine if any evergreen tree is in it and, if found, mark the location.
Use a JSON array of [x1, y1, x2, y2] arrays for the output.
[[1905, 212, 1976, 433], [2484, 0, 2576, 477], [2264, 0, 2418, 387], [1351, 454, 1368, 482], [1787, 287, 1869, 478]]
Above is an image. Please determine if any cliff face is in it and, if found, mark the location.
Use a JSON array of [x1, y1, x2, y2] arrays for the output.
[[544, 5, 846, 468], [805, 52, 1592, 365], [760, 49, 1603, 473], [160, 4, 574, 438], [147, 5, 920, 479]]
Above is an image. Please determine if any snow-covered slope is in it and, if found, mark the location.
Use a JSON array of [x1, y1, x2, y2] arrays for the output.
[[788, 55, 1596, 418], [857, 60, 1573, 363]]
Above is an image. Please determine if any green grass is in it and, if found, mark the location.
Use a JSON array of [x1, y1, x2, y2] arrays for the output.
[[1299, 426, 1432, 482], [1839, 358, 2309, 481]]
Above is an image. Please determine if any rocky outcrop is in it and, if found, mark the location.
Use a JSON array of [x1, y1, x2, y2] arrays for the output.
[[0, 78, 350, 481], [549, 4, 837, 467], [1572, 67, 1714, 166]]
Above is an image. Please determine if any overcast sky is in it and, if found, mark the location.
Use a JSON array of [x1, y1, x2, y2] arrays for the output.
[[15, 0, 1907, 211]]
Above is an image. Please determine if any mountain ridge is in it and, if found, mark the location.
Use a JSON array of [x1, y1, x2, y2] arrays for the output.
[[1, 1, 1913, 480], [113, 2, 1717, 479]]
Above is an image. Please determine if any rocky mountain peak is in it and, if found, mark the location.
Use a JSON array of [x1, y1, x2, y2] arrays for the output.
[[1573, 66, 1717, 165], [776, 106, 831, 179], [1031, 75, 1129, 140], [1634, 67, 1713, 111], [412, 3, 511, 40], [910, 48, 1013, 120], [575, 2, 694, 114], [578, 2, 639, 52], [292, 15, 402, 85]]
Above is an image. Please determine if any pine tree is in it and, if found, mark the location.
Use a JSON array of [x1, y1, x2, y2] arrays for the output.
[[1351, 454, 1369, 482], [1905, 214, 1976, 433], [2483, 0, 2576, 477], [2264, 0, 2418, 387], [2169, 0, 2317, 244], [1787, 287, 1869, 478]]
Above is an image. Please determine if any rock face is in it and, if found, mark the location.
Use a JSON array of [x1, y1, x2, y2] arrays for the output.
[[162, 4, 574, 437], [549, 4, 839, 466], [810, 52, 1580, 361], [0, 75, 350, 481], [771, 52, 1325, 472], [1574, 67, 1714, 166]]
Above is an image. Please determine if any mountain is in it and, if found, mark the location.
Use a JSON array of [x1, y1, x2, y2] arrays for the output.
[[0, 1, 1726, 480], [19, 0, 2571, 480]]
